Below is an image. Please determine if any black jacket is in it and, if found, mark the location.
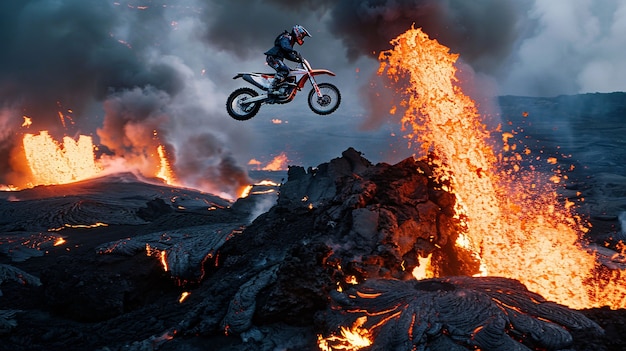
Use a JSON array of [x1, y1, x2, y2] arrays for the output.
[[264, 31, 299, 61]]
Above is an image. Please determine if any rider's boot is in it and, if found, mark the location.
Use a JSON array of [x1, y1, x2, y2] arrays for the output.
[[268, 76, 285, 95]]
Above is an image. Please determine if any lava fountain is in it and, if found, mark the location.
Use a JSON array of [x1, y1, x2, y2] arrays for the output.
[[18, 130, 175, 189], [379, 27, 625, 309], [22, 131, 102, 186]]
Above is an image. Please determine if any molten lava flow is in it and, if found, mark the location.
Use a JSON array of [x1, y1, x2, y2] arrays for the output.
[[178, 291, 191, 303], [238, 185, 254, 198], [239, 154, 287, 198], [146, 244, 169, 271], [159, 250, 168, 272], [48, 222, 109, 232], [248, 153, 289, 172], [238, 180, 282, 199], [378, 27, 626, 309], [22, 131, 102, 186]]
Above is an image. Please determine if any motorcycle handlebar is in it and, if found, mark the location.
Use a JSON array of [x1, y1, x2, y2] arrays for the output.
[[297, 57, 311, 71]]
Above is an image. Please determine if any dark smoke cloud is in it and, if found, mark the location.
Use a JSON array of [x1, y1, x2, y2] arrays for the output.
[[502, 0, 626, 96], [0, 1, 182, 129], [323, 0, 527, 130], [0, 0, 251, 195], [174, 132, 251, 197], [0, 0, 130, 182], [0, 0, 533, 191], [2, 0, 622, 194], [98, 87, 171, 171], [206, 0, 625, 97], [200, 0, 306, 60], [202, 0, 528, 77], [263, 0, 528, 75], [201, 0, 529, 132]]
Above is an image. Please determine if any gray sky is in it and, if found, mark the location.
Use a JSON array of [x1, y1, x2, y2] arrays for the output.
[[1, 0, 624, 195]]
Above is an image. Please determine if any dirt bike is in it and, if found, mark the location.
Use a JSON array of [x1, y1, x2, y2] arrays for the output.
[[226, 57, 341, 121]]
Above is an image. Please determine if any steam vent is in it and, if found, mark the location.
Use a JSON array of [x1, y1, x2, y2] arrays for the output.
[[1, 147, 621, 350]]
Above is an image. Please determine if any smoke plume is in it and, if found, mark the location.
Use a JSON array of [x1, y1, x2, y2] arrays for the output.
[[203, 0, 527, 75], [1, 0, 624, 195], [327, 1, 525, 74], [0, 0, 251, 195], [200, 0, 529, 133]]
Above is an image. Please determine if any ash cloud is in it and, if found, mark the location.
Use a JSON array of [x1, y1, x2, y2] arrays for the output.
[[1, 0, 625, 194], [324, 0, 527, 130], [254, 0, 626, 96], [199, 0, 530, 141], [0, 0, 251, 195], [313, 0, 626, 96], [0, 1, 177, 128], [202, 0, 527, 76], [502, 0, 626, 96], [326, 0, 526, 75]]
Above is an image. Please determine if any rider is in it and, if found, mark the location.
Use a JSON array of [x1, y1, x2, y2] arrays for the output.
[[264, 24, 311, 95]]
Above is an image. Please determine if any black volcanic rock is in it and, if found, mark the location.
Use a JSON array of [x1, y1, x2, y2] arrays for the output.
[[171, 148, 606, 350], [0, 146, 625, 350], [261, 148, 479, 283], [320, 277, 604, 351], [136, 198, 174, 221]]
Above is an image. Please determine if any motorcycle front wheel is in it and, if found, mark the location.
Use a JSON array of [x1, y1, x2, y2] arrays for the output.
[[226, 87, 261, 121], [308, 83, 341, 115]]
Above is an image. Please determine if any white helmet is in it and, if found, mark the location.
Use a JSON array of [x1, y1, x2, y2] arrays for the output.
[[292, 24, 311, 45]]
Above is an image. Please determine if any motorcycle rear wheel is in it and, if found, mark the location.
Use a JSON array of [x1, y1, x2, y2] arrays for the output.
[[227, 87, 261, 121], [308, 83, 341, 115]]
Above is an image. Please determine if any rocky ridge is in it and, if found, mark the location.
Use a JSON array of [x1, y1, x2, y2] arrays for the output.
[[0, 148, 623, 350]]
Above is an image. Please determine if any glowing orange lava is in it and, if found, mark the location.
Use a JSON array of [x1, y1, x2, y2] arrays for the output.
[[156, 144, 176, 185], [48, 222, 109, 232], [22, 116, 32, 128], [22, 131, 102, 186], [319, 25, 625, 351], [19, 130, 177, 188], [146, 244, 169, 271], [263, 152, 289, 171], [178, 291, 191, 303], [318, 316, 372, 351], [411, 253, 435, 280], [378, 27, 625, 309], [238, 185, 254, 199]]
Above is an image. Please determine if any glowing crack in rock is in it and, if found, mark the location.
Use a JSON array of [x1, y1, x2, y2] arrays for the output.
[[320, 277, 603, 351]]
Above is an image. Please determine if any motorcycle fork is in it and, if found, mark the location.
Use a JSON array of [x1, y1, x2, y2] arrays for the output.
[[308, 75, 323, 98], [303, 61, 323, 98]]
